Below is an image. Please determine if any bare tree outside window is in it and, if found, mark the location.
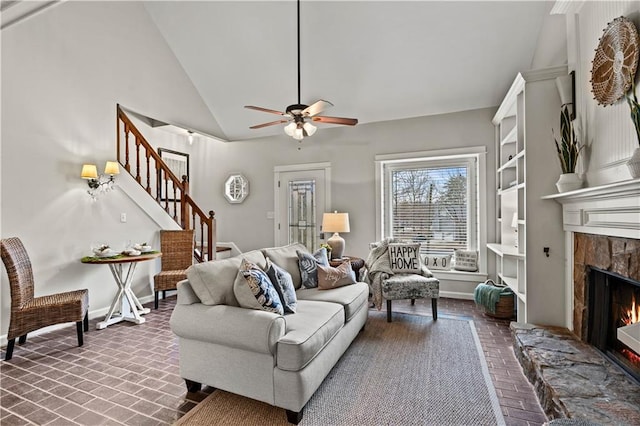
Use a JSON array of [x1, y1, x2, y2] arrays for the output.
[[391, 166, 468, 255]]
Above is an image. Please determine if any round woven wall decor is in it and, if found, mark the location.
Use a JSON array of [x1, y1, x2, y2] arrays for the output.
[[591, 16, 640, 106]]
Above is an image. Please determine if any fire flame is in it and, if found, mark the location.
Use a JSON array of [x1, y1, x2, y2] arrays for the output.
[[622, 294, 640, 326]]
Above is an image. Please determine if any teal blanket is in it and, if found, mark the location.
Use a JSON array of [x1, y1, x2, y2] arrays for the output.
[[474, 282, 513, 314]]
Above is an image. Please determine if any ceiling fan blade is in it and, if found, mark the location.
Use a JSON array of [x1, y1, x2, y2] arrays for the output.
[[312, 116, 358, 126], [302, 100, 333, 117], [245, 105, 286, 116], [250, 119, 290, 129]]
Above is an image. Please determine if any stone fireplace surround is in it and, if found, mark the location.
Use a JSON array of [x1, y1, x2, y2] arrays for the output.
[[573, 233, 640, 342], [511, 180, 640, 423]]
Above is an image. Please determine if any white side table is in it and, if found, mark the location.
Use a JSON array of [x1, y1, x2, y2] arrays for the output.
[[82, 252, 162, 329]]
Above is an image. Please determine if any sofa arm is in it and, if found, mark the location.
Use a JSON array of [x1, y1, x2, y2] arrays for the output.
[[176, 280, 201, 305], [170, 303, 285, 355]]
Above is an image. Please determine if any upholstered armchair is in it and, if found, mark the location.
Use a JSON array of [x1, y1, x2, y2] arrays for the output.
[[365, 238, 439, 322]]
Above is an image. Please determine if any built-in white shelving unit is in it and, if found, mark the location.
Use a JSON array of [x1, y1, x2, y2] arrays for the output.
[[489, 66, 567, 326]]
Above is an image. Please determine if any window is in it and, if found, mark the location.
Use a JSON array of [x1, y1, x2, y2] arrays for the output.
[[376, 148, 486, 267]]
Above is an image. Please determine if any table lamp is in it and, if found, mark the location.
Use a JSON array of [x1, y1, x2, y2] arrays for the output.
[[322, 211, 350, 260]]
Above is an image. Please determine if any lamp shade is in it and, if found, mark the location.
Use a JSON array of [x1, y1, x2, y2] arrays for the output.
[[556, 75, 573, 106], [104, 161, 120, 175], [322, 212, 350, 233], [81, 164, 98, 179]]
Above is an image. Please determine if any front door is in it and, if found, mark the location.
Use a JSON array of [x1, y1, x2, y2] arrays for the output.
[[274, 164, 330, 252]]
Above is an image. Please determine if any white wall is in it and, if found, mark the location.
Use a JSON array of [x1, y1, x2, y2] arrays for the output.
[[1, 1, 500, 340], [189, 108, 497, 292], [0, 1, 219, 334], [566, 1, 640, 185]]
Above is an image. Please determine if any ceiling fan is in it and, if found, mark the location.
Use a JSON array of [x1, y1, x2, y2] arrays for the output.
[[245, 0, 358, 141]]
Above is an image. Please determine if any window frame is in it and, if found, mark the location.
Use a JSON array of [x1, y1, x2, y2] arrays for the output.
[[375, 147, 487, 274]]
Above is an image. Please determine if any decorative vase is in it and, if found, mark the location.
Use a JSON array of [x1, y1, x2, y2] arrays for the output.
[[556, 173, 583, 193], [626, 147, 640, 179]]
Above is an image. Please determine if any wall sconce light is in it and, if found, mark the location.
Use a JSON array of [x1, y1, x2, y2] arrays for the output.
[[81, 161, 120, 200], [556, 70, 575, 120], [187, 130, 194, 145]]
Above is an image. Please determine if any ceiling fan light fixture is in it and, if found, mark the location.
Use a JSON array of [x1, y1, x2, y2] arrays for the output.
[[284, 122, 297, 136], [303, 122, 317, 136], [293, 127, 305, 140]]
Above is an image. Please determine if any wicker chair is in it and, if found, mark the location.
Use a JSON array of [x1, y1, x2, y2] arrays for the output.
[[153, 230, 194, 309], [1, 237, 89, 361]]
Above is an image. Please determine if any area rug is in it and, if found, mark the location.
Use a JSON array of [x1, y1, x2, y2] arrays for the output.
[[176, 311, 505, 425]]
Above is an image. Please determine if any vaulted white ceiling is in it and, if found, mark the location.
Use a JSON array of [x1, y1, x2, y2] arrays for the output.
[[2, 1, 560, 142], [144, 1, 558, 141]]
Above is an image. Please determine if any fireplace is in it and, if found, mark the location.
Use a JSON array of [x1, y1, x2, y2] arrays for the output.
[[588, 267, 640, 382]]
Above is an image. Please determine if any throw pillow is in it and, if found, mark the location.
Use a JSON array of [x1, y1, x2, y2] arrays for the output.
[[453, 250, 478, 272], [233, 259, 284, 315], [423, 254, 452, 271], [297, 248, 329, 289], [388, 243, 421, 273], [265, 257, 297, 314], [317, 261, 356, 290]]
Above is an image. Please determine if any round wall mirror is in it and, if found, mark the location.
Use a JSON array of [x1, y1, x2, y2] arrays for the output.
[[224, 174, 249, 204]]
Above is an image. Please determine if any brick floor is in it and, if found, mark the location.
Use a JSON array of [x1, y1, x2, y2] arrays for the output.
[[1, 296, 547, 425]]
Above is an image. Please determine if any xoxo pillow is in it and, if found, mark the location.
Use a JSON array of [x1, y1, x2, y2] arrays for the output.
[[423, 254, 452, 271]]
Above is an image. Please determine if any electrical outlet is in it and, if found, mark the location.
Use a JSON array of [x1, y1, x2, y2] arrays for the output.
[[120, 213, 127, 223]]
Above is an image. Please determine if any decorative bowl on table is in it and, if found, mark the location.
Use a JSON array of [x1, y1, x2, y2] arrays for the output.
[[94, 247, 117, 258], [123, 248, 141, 256], [133, 243, 152, 253]]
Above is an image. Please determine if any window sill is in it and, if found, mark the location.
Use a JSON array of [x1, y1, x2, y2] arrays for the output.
[[431, 270, 487, 282]]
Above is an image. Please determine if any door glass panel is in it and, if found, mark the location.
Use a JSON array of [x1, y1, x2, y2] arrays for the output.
[[288, 180, 317, 251]]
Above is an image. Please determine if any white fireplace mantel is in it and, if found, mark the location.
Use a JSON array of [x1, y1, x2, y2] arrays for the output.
[[542, 179, 640, 239]]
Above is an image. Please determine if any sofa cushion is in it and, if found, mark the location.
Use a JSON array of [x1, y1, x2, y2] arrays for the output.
[[262, 243, 308, 289], [234, 259, 284, 315], [296, 282, 369, 322], [316, 261, 356, 290], [265, 258, 297, 314], [186, 250, 266, 306], [381, 274, 440, 300], [277, 300, 344, 372], [297, 248, 329, 289]]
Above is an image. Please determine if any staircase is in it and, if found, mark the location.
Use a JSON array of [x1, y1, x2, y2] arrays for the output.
[[115, 104, 216, 262]]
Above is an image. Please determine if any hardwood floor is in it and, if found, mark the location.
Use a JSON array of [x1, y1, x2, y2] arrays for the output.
[[1, 296, 547, 425]]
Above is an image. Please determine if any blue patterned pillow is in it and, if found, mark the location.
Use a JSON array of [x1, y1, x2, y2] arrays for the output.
[[297, 248, 329, 289], [265, 257, 297, 314], [233, 259, 284, 315]]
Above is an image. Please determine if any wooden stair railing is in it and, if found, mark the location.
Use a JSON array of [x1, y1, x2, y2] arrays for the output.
[[116, 104, 215, 262]]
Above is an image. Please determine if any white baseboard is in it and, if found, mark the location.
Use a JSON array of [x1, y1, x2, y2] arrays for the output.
[[0, 294, 156, 347], [440, 291, 475, 300]]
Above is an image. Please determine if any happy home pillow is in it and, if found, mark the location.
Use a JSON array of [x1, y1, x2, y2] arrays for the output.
[[388, 243, 421, 273], [317, 261, 356, 290], [233, 259, 284, 315], [423, 254, 452, 271]]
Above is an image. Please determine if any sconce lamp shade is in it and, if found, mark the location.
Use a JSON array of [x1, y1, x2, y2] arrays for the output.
[[322, 211, 350, 260], [322, 212, 350, 233], [555, 75, 573, 106], [81, 164, 98, 179], [104, 161, 120, 176]]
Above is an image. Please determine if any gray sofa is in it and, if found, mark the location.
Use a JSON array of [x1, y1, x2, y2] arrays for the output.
[[170, 243, 369, 424]]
